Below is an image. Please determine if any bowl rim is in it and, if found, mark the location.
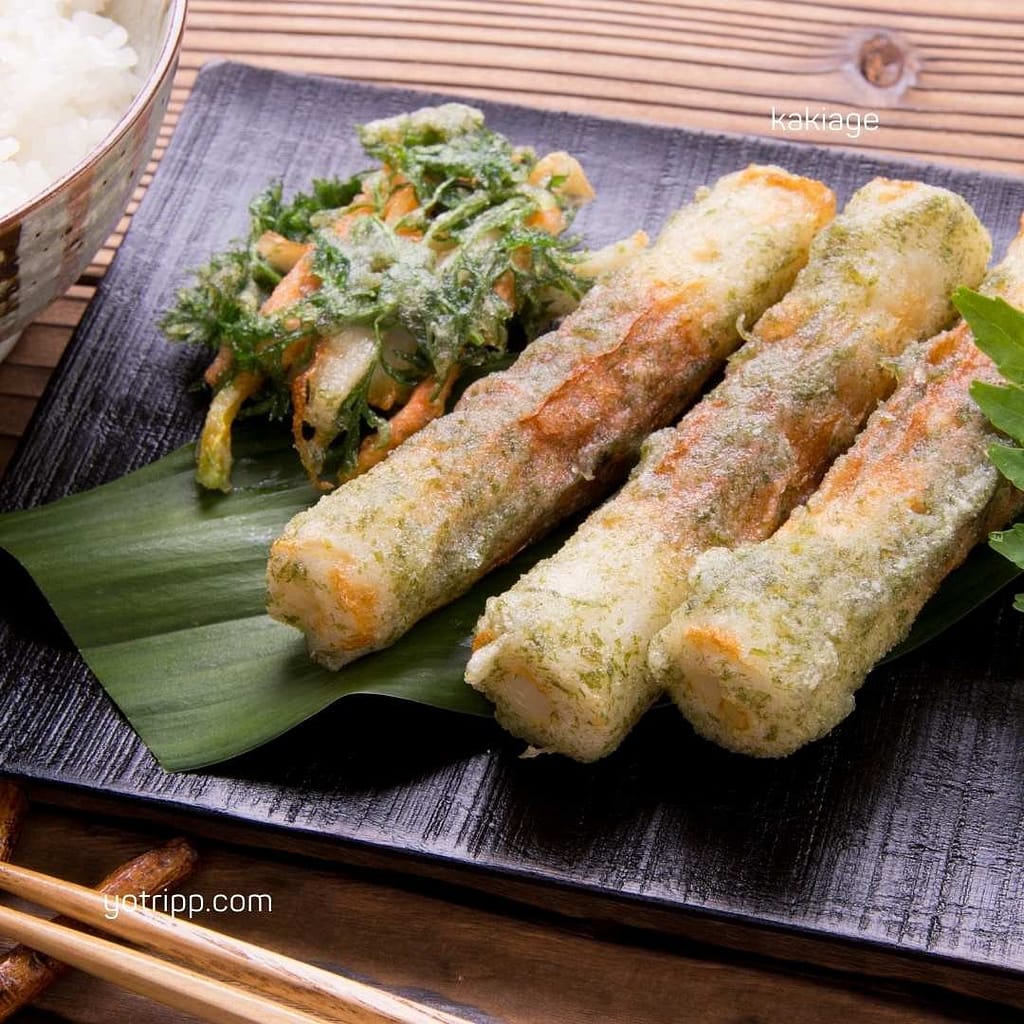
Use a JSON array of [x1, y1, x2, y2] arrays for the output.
[[0, 0, 189, 234]]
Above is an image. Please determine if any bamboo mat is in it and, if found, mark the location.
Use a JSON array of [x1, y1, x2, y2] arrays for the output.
[[2, 0, 1024, 476]]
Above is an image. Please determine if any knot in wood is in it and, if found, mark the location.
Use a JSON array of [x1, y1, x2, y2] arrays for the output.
[[857, 32, 906, 89]]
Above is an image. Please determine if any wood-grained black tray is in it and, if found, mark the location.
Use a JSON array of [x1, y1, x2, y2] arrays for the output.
[[2, 62, 1022, 1005]]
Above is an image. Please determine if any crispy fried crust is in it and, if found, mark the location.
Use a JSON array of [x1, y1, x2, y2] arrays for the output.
[[267, 166, 835, 668], [651, 228, 1024, 757], [467, 179, 991, 762]]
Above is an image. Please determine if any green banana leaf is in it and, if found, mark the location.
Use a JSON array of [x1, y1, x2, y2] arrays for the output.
[[0, 425, 1016, 771], [0, 428, 528, 772]]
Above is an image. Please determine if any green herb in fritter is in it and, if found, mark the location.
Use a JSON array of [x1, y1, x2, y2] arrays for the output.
[[160, 103, 597, 492]]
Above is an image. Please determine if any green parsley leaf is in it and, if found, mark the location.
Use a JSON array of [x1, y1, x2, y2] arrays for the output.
[[987, 444, 1024, 490], [969, 380, 1024, 444], [954, 286, 1024, 384], [990, 522, 1024, 570], [956, 285, 1024, 609]]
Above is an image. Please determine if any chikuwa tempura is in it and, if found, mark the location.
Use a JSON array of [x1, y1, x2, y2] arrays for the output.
[[467, 179, 990, 762], [650, 225, 1024, 757], [267, 165, 835, 669]]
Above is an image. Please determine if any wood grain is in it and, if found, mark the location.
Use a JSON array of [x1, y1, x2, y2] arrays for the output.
[[4, 0, 1024, 477], [1, 808, 1009, 1024], [0, 838, 199, 1022], [0, 859, 477, 1024], [2, 60, 1024, 1010], [0, 905, 333, 1024], [2, 6, 1024, 1023], [173, 0, 1024, 167], [0, 784, 26, 863]]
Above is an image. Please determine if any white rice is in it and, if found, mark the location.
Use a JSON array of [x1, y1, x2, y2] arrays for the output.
[[0, 0, 141, 219]]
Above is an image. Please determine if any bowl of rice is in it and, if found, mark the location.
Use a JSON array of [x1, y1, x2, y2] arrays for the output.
[[0, 0, 187, 361]]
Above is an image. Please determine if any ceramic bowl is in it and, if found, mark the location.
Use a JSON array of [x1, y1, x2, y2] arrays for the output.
[[0, 0, 187, 362]]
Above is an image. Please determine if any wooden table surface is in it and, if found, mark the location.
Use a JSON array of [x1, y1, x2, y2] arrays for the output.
[[2, 1, 1023, 1021]]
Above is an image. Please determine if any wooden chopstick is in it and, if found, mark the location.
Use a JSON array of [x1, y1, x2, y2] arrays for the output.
[[0, 902, 328, 1024], [0, 860, 472, 1024], [0, 837, 198, 1022]]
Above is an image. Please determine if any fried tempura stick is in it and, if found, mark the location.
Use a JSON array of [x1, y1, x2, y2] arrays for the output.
[[0, 838, 198, 1020], [467, 178, 991, 762], [268, 165, 835, 668], [650, 228, 1024, 757]]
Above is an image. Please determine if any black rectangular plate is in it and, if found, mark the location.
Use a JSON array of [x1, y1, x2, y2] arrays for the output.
[[2, 62, 1023, 995]]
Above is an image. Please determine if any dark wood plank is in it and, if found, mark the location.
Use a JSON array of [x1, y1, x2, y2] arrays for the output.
[[5, 3, 1024, 1018], [8, 0, 1024, 484], [6, 806, 1002, 1024], [1, 65, 1023, 1013]]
